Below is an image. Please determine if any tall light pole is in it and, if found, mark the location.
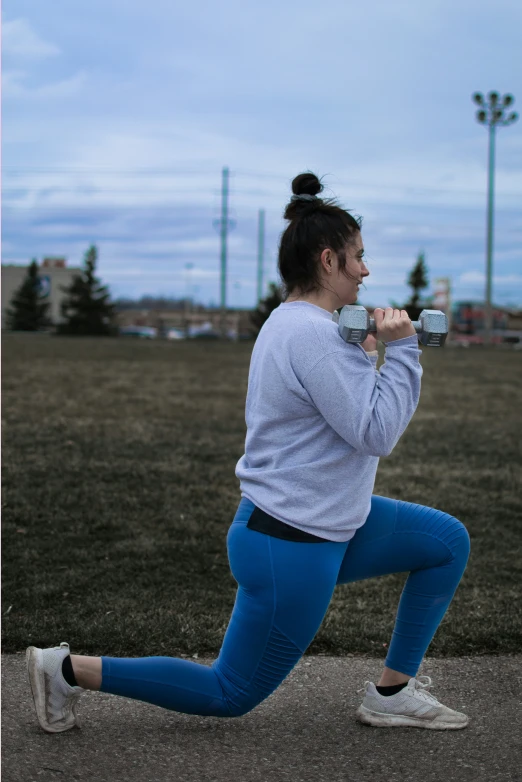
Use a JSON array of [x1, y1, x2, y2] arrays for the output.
[[257, 209, 265, 304], [213, 167, 236, 338], [219, 167, 229, 339], [184, 262, 194, 336], [233, 280, 241, 308], [472, 91, 518, 345]]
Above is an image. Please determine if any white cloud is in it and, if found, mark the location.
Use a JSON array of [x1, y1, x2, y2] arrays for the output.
[[103, 267, 220, 280], [1, 71, 26, 96], [2, 70, 87, 100], [2, 19, 85, 102], [459, 271, 522, 285], [3, 18, 60, 59]]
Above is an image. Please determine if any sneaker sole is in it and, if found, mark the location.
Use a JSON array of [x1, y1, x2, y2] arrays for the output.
[[355, 704, 469, 730], [26, 646, 77, 734]]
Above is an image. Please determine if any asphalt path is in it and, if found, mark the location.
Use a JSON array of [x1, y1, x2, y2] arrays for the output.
[[2, 654, 521, 782]]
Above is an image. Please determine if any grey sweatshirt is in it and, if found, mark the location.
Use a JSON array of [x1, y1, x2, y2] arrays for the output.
[[235, 301, 423, 542]]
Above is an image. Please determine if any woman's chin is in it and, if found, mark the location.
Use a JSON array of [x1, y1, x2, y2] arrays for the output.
[[338, 292, 360, 307]]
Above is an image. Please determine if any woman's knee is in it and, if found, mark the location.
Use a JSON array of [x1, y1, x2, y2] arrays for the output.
[[226, 699, 261, 718], [440, 515, 471, 567], [430, 514, 470, 573], [213, 692, 265, 718], [210, 663, 272, 718], [402, 501, 470, 562]]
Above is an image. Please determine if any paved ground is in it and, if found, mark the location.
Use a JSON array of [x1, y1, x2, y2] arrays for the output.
[[2, 653, 521, 782]]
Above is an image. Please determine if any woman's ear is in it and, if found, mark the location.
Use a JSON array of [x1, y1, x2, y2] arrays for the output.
[[320, 248, 333, 273]]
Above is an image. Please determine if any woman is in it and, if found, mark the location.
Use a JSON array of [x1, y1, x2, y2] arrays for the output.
[[27, 172, 470, 733]]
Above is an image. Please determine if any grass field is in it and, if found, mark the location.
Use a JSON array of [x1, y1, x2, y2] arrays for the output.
[[2, 333, 521, 659]]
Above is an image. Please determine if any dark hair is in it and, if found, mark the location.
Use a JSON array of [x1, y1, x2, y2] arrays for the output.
[[278, 172, 363, 299]]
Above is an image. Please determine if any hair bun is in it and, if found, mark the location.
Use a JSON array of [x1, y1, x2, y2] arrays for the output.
[[284, 172, 324, 220], [291, 172, 323, 197]]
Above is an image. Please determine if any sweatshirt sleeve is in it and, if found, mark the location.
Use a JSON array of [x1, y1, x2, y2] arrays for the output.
[[301, 335, 423, 457], [365, 350, 380, 376]]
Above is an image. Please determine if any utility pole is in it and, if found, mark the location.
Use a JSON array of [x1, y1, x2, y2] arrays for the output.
[[472, 91, 518, 346], [184, 262, 194, 337], [257, 209, 265, 304], [212, 168, 236, 338], [219, 167, 229, 338]]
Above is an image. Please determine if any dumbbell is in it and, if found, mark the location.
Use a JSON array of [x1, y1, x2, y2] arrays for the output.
[[332, 306, 448, 347]]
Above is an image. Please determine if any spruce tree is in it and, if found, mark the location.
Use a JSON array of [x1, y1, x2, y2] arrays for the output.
[[249, 282, 283, 338], [57, 245, 117, 336], [5, 260, 51, 331], [403, 252, 431, 321]]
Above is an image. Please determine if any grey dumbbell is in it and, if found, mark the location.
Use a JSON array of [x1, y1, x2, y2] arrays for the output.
[[332, 306, 448, 347]]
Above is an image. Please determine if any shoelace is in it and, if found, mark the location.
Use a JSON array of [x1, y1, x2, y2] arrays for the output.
[[358, 675, 440, 704], [411, 676, 441, 705]]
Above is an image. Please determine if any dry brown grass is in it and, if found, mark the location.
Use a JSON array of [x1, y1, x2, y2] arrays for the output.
[[2, 334, 521, 657]]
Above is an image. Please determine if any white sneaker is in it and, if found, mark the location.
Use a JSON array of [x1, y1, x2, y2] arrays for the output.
[[355, 676, 469, 730], [26, 641, 85, 733]]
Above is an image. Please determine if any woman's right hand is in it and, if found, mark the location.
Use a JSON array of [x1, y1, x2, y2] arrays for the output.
[[373, 308, 417, 343]]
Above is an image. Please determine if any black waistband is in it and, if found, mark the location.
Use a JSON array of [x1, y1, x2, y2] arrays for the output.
[[246, 505, 329, 543]]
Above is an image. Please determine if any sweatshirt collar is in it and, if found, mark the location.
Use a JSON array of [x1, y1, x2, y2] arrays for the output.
[[278, 301, 334, 319]]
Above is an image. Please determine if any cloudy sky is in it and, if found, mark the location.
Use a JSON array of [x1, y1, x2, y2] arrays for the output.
[[3, 0, 522, 309]]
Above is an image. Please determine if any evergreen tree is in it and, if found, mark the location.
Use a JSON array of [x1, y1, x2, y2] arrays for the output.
[[57, 245, 117, 336], [249, 282, 283, 338], [390, 252, 432, 321], [5, 260, 51, 331]]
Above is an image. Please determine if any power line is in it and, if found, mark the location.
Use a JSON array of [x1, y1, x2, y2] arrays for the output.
[[4, 187, 522, 200], [3, 167, 521, 198]]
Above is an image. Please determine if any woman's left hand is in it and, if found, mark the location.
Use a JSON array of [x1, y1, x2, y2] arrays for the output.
[[361, 333, 378, 352]]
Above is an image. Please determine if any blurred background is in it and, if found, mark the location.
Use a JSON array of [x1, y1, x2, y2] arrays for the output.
[[2, 0, 521, 344]]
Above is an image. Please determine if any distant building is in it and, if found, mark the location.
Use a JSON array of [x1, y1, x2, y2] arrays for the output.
[[451, 301, 522, 343], [452, 301, 509, 334], [1, 258, 82, 328], [115, 307, 252, 339]]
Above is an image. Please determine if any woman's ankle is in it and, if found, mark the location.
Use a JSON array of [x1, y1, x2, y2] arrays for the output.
[[377, 666, 411, 687], [70, 655, 103, 691]]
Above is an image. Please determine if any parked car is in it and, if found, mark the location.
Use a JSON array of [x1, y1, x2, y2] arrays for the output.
[[119, 325, 158, 339], [166, 328, 186, 340], [191, 331, 220, 340], [187, 322, 221, 339]]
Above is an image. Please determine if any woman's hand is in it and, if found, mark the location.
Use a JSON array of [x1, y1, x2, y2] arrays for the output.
[[361, 308, 416, 350], [373, 308, 416, 343]]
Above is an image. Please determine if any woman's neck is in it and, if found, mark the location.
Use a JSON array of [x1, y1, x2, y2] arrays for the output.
[[285, 293, 337, 312]]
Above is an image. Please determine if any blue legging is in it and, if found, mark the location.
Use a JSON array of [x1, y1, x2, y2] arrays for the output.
[[100, 495, 470, 717]]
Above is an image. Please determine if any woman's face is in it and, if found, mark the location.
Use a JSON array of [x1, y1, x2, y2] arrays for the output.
[[335, 234, 370, 304]]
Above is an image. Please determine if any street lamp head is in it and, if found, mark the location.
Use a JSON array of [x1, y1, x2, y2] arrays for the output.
[[472, 92, 484, 106], [507, 111, 519, 124], [503, 94, 514, 107], [476, 109, 487, 123], [488, 91, 499, 105], [493, 109, 503, 121]]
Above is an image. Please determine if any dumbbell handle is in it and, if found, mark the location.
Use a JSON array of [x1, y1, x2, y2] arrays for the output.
[[367, 317, 422, 333], [368, 315, 447, 346]]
